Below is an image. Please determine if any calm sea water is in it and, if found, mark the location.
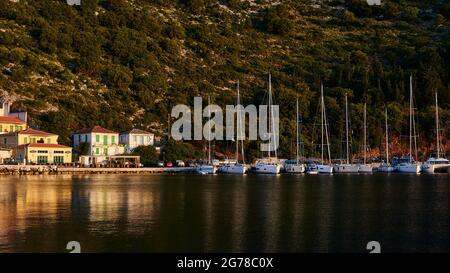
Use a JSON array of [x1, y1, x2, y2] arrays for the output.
[[0, 173, 449, 253]]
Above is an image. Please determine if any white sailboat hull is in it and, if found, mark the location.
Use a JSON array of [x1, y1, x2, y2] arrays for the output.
[[358, 164, 373, 173], [253, 164, 281, 174], [196, 165, 217, 175], [378, 165, 395, 173], [285, 164, 305, 173], [333, 164, 360, 173], [421, 161, 450, 174], [396, 163, 421, 173], [218, 164, 247, 174], [317, 164, 333, 174]]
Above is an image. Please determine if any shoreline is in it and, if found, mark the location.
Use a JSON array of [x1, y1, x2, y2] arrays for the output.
[[0, 165, 196, 175]]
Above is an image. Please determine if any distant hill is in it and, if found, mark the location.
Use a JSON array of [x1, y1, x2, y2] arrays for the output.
[[1, 0, 450, 160]]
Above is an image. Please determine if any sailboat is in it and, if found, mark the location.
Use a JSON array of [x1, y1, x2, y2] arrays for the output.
[[196, 96, 217, 175], [253, 73, 282, 174], [359, 103, 373, 173], [421, 91, 450, 174], [285, 98, 306, 173], [378, 108, 394, 173], [334, 93, 360, 173], [396, 75, 421, 173], [308, 83, 333, 174], [218, 81, 248, 174]]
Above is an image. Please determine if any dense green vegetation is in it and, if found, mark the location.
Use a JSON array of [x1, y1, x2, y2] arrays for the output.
[[1, 0, 450, 161]]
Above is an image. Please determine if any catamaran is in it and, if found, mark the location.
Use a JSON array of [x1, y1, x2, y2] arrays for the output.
[[196, 96, 217, 175], [421, 91, 450, 174], [378, 108, 394, 173], [253, 73, 282, 174], [308, 83, 333, 174], [285, 98, 306, 173], [334, 93, 360, 173], [218, 81, 248, 174], [359, 103, 373, 173], [396, 75, 421, 173]]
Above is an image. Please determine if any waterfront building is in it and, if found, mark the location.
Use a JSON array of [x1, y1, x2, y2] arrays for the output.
[[119, 129, 154, 153], [0, 128, 72, 164], [1, 128, 59, 148], [14, 143, 72, 164], [72, 126, 125, 156], [0, 98, 27, 134]]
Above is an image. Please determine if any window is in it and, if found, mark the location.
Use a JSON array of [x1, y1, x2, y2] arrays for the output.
[[53, 156, 64, 164], [104, 148, 108, 155], [96, 135, 100, 143], [17, 126, 22, 131], [9, 125, 13, 132], [37, 156, 48, 164], [78, 135, 81, 143], [37, 150, 48, 154], [133, 135, 137, 143], [31, 138, 36, 143], [95, 148, 99, 155], [139, 136, 144, 145], [103, 135, 108, 145], [84, 135, 87, 142], [0, 125, 2, 132], [111, 135, 116, 144], [47, 138, 51, 144], [3, 138, 6, 145], [54, 151, 64, 154], [24, 137, 28, 143]]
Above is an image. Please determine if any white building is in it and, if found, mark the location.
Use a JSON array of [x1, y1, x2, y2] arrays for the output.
[[72, 125, 125, 156], [119, 129, 154, 153]]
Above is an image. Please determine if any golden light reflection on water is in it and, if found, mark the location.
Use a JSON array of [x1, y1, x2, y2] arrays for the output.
[[0, 174, 449, 252]]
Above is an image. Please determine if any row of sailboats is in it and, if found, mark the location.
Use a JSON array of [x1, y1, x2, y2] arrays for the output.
[[197, 74, 449, 175]]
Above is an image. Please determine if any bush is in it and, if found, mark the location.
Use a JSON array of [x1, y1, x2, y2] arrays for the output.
[[132, 145, 159, 166]]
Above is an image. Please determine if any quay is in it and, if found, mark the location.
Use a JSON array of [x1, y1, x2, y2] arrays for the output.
[[0, 165, 196, 175]]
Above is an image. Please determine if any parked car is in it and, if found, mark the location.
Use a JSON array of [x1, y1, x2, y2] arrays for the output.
[[165, 161, 173, 167], [157, 161, 164, 167], [176, 160, 185, 167]]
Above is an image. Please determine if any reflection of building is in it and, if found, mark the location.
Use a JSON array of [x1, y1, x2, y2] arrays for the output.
[[73, 126, 125, 156], [119, 129, 154, 153], [1, 128, 72, 164], [0, 98, 27, 134]]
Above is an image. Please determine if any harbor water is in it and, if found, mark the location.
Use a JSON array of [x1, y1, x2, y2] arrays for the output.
[[0, 173, 449, 252]]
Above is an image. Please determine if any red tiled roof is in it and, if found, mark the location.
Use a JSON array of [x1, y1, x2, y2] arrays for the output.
[[74, 125, 117, 134], [18, 128, 56, 136], [121, 128, 153, 135], [16, 143, 71, 149], [0, 116, 26, 124]]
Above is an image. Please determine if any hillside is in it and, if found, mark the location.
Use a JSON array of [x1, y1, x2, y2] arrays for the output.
[[1, 0, 450, 160]]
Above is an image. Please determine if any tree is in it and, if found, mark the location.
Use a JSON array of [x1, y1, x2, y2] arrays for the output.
[[132, 145, 159, 166]]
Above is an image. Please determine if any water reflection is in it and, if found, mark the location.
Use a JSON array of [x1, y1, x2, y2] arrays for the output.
[[0, 174, 449, 252]]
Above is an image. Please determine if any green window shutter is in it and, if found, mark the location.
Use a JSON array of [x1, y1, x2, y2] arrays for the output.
[[96, 148, 99, 155], [96, 135, 100, 143], [111, 135, 115, 144]]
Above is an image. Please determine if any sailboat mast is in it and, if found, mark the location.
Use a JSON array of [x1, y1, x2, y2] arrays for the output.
[[436, 91, 440, 158], [296, 98, 299, 165], [321, 82, 324, 164], [364, 103, 367, 165], [409, 75, 413, 161], [385, 108, 389, 165], [268, 73, 272, 158], [236, 81, 240, 163], [208, 96, 211, 164], [345, 93, 349, 164]]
